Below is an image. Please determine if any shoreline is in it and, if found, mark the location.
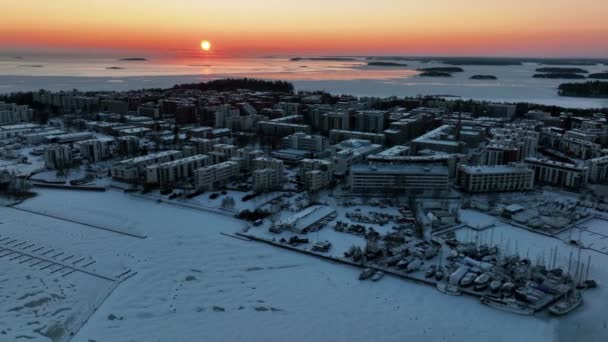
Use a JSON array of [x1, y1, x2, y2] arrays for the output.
[[1, 74, 608, 109]]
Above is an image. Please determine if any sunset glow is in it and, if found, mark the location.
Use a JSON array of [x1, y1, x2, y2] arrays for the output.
[[201, 40, 211, 52], [1, 0, 607, 57]]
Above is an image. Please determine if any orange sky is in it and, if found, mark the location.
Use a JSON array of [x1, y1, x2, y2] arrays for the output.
[[2, 0, 607, 57]]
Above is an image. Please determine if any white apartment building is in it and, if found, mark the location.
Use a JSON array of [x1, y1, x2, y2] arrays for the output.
[[457, 164, 534, 193], [215, 104, 240, 128], [587, 155, 608, 183], [76, 139, 111, 162], [194, 160, 240, 191], [281, 132, 328, 153], [356, 110, 386, 133], [349, 164, 449, 193], [115, 136, 140, 156], [112, 150, 183, 183], [146, 154, 210, 186], [331, 139, 383, 176], [0, 102, 33, 125], [44, 144, 73, 170], [525, 158, 589, 189], [252, 157, 284, 172], [299, 159, 334, 192], [252, 168, 284, 192], [208, 144, 237, 164]]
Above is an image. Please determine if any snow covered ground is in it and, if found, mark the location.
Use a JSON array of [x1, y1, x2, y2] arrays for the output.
[[2, 188, 608, 341]]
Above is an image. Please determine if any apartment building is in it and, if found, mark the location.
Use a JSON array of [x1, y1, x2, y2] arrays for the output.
[[146, 154, 210, 187], [525, 158, 589, 189], [76, 139, 111, 162], [112, 150, 183, 182], [194, 160, 240, 191], [281, 132, 328, 153], [44, 144, 73, 170], [299, 159, 335, 192], [0, 102, 33, 125], [457, 164, 534, 193], [349, 164, 449, 193]]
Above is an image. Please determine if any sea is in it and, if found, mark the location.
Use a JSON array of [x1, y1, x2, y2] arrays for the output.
[[1, 55, 607, 109]]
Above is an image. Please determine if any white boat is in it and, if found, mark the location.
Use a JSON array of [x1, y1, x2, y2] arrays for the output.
[[371, 271, 385, 282], [436, 282, 462, 296], [474, 273, 491, 285], [460, 272, 476, 287], [406, 258, 422, 273], [549, 290, 583, 316], [490, 280, 502, 293], [359, 268, 375, 280], [480, 296, 535, 315]]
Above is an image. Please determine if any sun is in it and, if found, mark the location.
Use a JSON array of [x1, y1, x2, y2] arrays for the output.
[[201, 40, 211, 52]]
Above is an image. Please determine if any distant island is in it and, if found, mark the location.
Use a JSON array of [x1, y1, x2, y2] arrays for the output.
[[188, 64, 212, 67], [367, 62, 408, 67], [419, 71, 453, 77], [290, 57, 357, 62], [20, 64, 44, 68], [534, 73, 586, 79], [588, 73, 608, 80], [558, 81, 608, 98], [119, 58, 148, 61], [172, 78, 294, 93], [470, 75, 497, 80], [418, 67, 464, 73], [536, 67, 588, 74], [106, 67, 125, 70]]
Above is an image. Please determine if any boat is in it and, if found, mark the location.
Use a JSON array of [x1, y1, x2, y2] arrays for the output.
[[480, 296, 535, 315], [359, 268, 375, 280], [397, 256, 415, 269], [490, 280, 502, 293], [425, 265, 436, 278], [549, 290, 583, 316], [371, 271, 385, 282], [460, 272, 476, 287], [474, 273, 491, 286], [435, 266, 445, 281], [474, 283, 489, 292], [406, 258, 422, 273], [436, 282, 462, 296]]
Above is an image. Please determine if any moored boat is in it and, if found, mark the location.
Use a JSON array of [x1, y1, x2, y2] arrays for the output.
[[359, 268, 375, 280], [436, 282, 462, 296], [549, 290, 583, 315], [480, 296, 535, 315], [371, 271, 385, 282]]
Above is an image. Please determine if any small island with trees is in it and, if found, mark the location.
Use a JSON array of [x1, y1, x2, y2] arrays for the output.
[[419, 72, 453, 77], [470, 75, 498, 80], [589, 73, 608, 80], [558, 81, 608, 98], [418, 67, 464, 73], [367, 62, 408, 67], [534, 73, 587, 79], [536, 67, 589, 74]]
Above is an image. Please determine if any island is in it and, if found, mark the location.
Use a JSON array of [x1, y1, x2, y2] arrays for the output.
[[367, 62, 408, 67], [588, 73, 608, 80], [119, 58, 148, 61], [290, 57, 357, 62], [558, 81, 608, 98], [470, 75, 498, 80], [106, 67, 125, 70], [418, 71, 453, 77], [417, 67, 464, 73], [536, 67, 588, 74], [20, 64, 44, 68], [533, 73, 586, 79]]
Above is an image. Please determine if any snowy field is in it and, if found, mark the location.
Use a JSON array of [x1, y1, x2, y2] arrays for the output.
[[2, 188, 608, 341]]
